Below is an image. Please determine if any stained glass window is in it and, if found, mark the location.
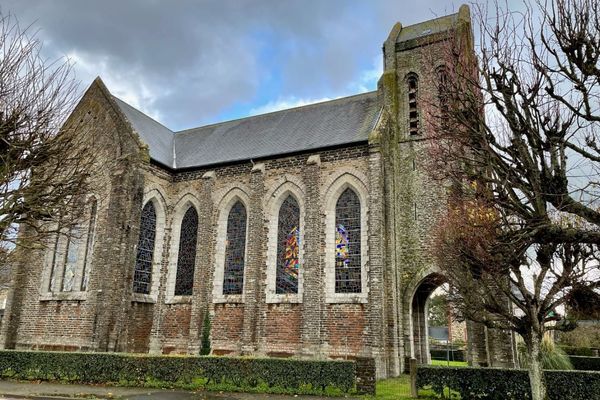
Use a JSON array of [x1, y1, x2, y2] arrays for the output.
[[335, 188, 362, 293], [80, 199, 98, 291], [175, 206, 198, 296], [275, 195, 300, 294], [133, 201, 157, 294], [223, 201, 247, 295], [408, 75, 419, 135], [61, 226, 81, 292]]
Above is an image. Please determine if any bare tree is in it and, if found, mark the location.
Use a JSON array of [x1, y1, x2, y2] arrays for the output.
[[0, 12, 96, 284], [423, 1, 600, 399]]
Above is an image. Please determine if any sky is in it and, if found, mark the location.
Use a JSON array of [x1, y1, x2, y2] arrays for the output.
[[2, 1, 519, 132]]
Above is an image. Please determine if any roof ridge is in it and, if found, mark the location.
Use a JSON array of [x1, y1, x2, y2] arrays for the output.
[[174, 90, 378, 135], [111, 95, 174, 134]]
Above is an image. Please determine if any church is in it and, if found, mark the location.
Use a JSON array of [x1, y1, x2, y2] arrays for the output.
[[0, 6, 515, 378]]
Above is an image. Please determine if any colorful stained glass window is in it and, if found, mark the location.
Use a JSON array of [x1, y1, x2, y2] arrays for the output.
[[223, 201, 247, 295], [175, 206, 198, 296], [133, 201, 157, 294], [275, 195, 300, 294], [80, 199, 98, 291], [335, 188, 362, 293]]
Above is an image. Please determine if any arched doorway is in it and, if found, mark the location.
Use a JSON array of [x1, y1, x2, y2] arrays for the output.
[[410, 273, 447, 364]]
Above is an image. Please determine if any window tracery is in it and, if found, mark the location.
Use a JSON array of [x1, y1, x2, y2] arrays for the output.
[[223, 201, 246, 295], [174, 206, 198, 296], [275, 195, 300, 294], [133, 201, 157, 294], [334, 188, 362, 293]]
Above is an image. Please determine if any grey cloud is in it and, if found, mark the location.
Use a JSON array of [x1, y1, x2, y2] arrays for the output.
[[2, 0, 465, 130]]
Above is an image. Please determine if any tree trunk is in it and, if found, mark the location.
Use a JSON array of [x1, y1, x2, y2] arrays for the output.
[[527, 334, 547, 400]]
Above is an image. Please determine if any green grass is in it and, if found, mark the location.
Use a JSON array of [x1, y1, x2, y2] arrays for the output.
[[364, 374, 446, 400], [431, 359, 468, 367]]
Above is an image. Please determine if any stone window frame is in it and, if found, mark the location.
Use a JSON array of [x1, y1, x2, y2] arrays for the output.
[[131, 190, 167, 304], [323, 172, 369, 304], [165, 193, 201, 305], [39, 194, 99, 302], [264, 177, 306, 304], [212, 187, 250, 304]]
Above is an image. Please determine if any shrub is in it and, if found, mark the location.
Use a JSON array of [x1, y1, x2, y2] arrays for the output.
[[519, 338, 573, 370], [569, 356, 600, 371], [557, 324, 600, 348], [416, 365, 600, 400], [200, 311, 211, 356], [0, 350, 356, 395]]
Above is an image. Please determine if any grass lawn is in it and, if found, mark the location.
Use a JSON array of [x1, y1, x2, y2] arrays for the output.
[[431, 359, 468, 367], [365, 374, 445, 400]]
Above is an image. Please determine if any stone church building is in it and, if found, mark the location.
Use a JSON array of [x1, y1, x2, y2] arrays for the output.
[[0, 6, 515, 378]]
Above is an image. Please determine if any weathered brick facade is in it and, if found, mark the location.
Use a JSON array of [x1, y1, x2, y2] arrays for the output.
[[0, 6, 514, 379]]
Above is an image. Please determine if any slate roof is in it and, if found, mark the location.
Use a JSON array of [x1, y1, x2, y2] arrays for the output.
[[112, 96, 174, 167], [397, 12, 458, 43], [111, 91, 381, 169]]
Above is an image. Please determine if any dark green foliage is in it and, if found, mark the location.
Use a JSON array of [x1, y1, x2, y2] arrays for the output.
[[569, 356, 600, 371], [200, 311, 211, 356], [0, 350, 355, 395], [560, 346, 596, 356], [416, 365, 600, 400]]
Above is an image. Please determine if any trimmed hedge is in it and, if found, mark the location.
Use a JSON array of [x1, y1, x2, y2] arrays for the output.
[[416, 365, 600, 400], [0, 350, 356, 395], [570, 355, 600, 371], [560, 346, 597, 356]]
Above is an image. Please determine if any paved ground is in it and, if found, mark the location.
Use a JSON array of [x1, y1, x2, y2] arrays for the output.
[[0, 380, 358, 400]]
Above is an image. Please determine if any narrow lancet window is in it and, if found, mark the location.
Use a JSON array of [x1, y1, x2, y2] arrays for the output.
[[437, 67, 449, 128], [61, 226, 81, 292], [334, 188, 362, 293], [174, 206, 198, 296], [275, 195, 300, 294], [408, 75, 419, 135], [223, 201, 247, 295], [133, 201, 157, 294], [80, 198, 98, 291]]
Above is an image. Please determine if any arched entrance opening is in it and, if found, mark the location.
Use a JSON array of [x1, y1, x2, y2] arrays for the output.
[[411, 272, 448, 364]]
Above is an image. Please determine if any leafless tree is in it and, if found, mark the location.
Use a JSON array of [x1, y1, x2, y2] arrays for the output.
[[0, 12, 96, 287], [424, 1, 600, 399]]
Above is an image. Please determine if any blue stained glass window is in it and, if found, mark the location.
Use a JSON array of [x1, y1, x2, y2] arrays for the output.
[[335, 188, 362, 293]]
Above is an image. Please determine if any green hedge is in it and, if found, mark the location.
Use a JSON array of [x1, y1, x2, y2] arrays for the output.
[[570, 356, 600, 371], [560, 346, 597, 356], [0, 350, 356, 395], [416, 365, 600, 400]]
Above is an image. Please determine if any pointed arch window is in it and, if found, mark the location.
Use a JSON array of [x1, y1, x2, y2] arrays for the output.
[[437, 67, 449, 128], [80, 198, 98, 291], [133, 201, 157, 294], [407, 75, 419, 135], [46, 198, 98, 294], [275, 195, 300, 294], [174, 206, 198, 296], [335, 188, 362, 293], [223, 201, 247, 295]]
